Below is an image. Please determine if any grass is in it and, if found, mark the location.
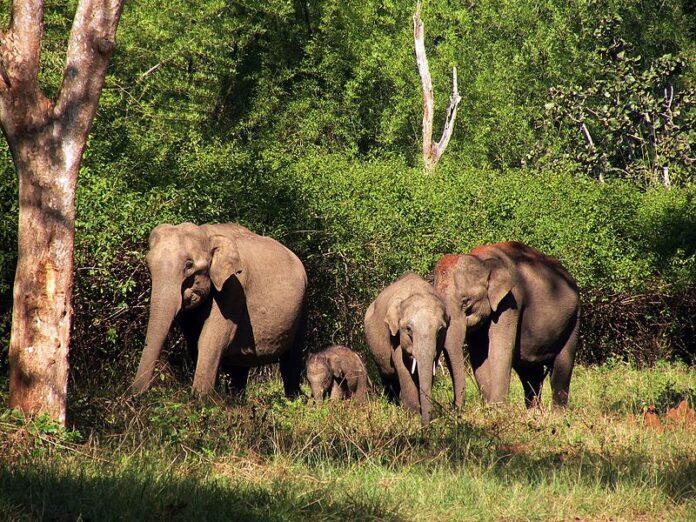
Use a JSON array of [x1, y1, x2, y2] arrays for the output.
[[0, 361, 694, 521]]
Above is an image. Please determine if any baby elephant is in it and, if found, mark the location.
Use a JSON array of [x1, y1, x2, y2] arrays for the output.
[[306, 345, 369, 402], [365, 273, 451, 428]]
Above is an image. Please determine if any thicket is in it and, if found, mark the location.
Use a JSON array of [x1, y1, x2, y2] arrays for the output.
[[1, 0, 695, 387]]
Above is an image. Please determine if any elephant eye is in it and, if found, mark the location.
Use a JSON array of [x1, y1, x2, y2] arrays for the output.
[[184, 259, 194, 271], [403, 325, 413, 335], [461, 297, 472, 311]]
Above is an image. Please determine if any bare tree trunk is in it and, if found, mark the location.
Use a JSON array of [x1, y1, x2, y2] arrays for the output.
[[1, 0, 124, 424], [9, 146, 78, 423], [413, 2, 461, 172]]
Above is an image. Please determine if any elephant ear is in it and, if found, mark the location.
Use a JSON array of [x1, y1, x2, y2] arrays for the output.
[[209, 235, 244, 292], [384, 298, 403, 337], [485, 258, 516, 312]]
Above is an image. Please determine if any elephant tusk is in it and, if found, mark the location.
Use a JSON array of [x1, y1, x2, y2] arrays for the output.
[[411, 358, 417, 375], [433, 360, 437, 377]]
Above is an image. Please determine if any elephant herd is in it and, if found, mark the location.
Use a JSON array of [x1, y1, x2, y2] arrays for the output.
[[132, 222, 580, 427]]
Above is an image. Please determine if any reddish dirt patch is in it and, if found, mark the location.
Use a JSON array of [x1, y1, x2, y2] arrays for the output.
[[665, 400, 695, 428], [643, 405, 662, 431]]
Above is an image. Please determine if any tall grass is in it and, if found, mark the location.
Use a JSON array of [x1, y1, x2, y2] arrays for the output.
[[1, 362, 694, 520]]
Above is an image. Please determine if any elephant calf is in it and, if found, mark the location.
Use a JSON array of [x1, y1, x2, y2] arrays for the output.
[[364, 273, 453, 427], [434, 241, 580, 408], [306, 345, 369, 402]]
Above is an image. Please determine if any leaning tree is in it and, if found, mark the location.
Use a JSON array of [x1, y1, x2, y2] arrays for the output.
[[1, 0, 124, 424]]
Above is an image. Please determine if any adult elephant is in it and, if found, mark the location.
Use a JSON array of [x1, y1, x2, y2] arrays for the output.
[[434, 242, 580, 408], [132, 222, 307, 397], [364, 273, 450, 427]]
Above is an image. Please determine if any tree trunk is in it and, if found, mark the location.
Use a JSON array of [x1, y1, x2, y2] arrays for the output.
[[1, 0, 124, 424], [9, 145, 79, 423]]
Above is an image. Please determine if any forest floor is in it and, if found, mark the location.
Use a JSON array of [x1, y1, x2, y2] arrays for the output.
[[0, 362, 694, 521]]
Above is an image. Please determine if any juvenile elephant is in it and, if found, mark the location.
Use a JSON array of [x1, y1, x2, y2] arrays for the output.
[[132, 222, 307, 397], [434, 242, 580, 408], [364, 273, 450, 427], [306, 345, 369, 402]]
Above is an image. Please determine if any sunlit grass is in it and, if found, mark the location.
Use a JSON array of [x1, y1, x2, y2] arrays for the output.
[[1, 362, 694, 520]]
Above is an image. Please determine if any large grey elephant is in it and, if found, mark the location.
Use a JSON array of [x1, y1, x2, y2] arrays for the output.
[[434, 242, 580, 408], [132, 222, 307, 397], [364, 273, 450, 427]]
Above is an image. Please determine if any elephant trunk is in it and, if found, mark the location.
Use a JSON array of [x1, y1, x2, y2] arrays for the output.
[[132, 275, 182, 394], [311, 383, 324, 403], [415, 336, 437, 428]]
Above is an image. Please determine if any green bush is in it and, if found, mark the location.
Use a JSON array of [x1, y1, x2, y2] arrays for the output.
[[54, 152, 696, 385]]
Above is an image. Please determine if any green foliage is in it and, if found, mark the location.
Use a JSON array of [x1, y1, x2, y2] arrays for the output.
[[543, 14, 696, 186], [59, 152, 696, 380]]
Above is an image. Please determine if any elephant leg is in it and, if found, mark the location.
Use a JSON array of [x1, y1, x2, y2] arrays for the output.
[[193, 299, 236, 395], [472, 357, 492, 401], [353, 372, 368, 402], [380, 374, 400, 403], [443, 343, 466, 408], [392, 345, 420, 413], [516, 365, 546, 409], [468, 329, 491, 401], [330, 379, 344, 400], [550, 312, 579, 408], [224, 365, 250, 397], [279, 344, 303, 399], [279, 307, 306, 399]]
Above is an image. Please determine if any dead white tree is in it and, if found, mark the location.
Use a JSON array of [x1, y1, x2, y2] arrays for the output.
[[413, 2, 461, 172], [1, 0, 124, 424]]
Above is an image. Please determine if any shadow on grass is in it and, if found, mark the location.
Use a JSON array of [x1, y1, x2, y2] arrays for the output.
[[0, 464, 403, 522], [483, 445, 696, 505]]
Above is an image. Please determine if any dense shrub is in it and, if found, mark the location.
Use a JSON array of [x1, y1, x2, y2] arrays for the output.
[[49, 154, 694, 389]]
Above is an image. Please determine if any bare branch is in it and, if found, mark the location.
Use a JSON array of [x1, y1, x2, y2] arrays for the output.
[[55, 0, 124, 145], [579, 122, 605, 183], [413, 2, 460, 172], [662, 165, 671, 189], [580, 122, 595, 150], [433, 66, 462, 161], [413, 2, 434, 169], [663, 84, 674, 130]]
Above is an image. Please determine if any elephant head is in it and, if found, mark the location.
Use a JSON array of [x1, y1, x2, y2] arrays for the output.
[[435, 254, 516, 366], [386, 292, 448, 427], [306, 353, 332, 402], [131, 223, 244, 393]]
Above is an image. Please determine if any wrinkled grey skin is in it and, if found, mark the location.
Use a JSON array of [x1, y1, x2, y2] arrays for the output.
[[364, 273, 449, 428], [306, 345, 369, 402], [132, 222, 307, 397], [434, 242, 580, 408]]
